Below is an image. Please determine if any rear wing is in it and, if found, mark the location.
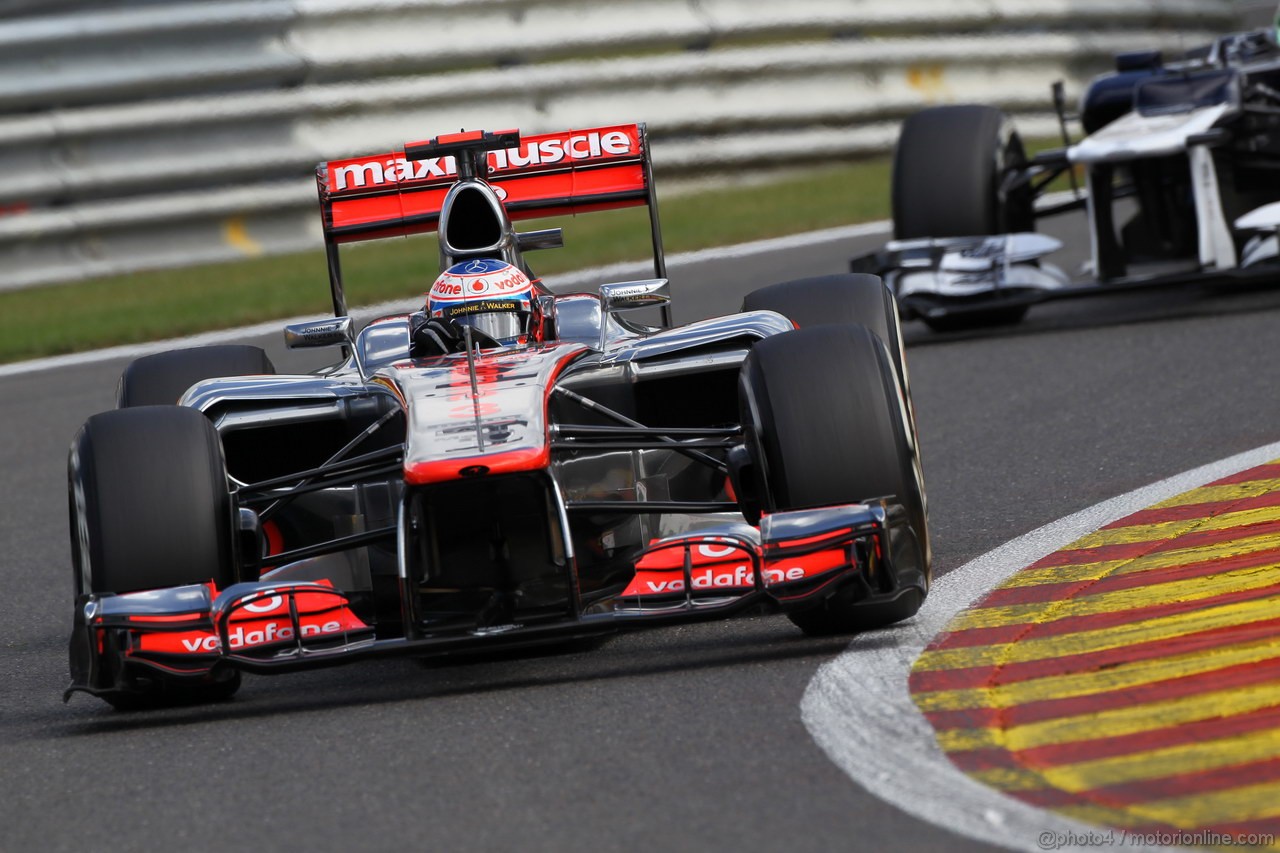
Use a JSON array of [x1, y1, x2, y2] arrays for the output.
[[315, 124, 666, 318]]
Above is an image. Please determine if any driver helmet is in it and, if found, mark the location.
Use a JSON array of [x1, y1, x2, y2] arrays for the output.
[[427, 259, 534, 345]]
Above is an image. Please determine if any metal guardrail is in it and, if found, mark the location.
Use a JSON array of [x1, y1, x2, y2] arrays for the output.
[[0, 0, 1239, 290]]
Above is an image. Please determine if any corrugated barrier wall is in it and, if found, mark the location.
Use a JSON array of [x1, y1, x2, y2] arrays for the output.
[[0, 0, 1239, 289]]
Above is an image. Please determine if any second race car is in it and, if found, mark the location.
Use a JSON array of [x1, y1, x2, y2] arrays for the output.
[[855, 13, 1280, 331]]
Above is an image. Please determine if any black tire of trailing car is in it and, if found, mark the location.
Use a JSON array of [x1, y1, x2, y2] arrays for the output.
[[68, 406, 240, 707], [741, 273, 916, 436], [891, 104, 1034, 331], [117, 345, 276, 408], [738, 324, 928, 635]]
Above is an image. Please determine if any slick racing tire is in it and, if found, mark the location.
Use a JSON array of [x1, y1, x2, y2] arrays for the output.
[[892, 104, 1034, 240], [738, 325, 928, 635], [892, 104, 1033, 331], [117, 345, 276, 408], [68, 406, 240, 708], [741, 274, 915, 434]]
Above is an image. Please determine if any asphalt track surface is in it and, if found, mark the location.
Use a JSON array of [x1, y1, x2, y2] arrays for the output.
[[4, 211, 1280, 853]]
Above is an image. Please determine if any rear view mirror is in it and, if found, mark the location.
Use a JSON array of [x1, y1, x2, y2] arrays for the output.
[[597, 279, 670, 350], [284, 316, 354, 350], [598, 279, 669, 314]]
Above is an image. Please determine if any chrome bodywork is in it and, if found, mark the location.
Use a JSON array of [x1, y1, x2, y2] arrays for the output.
[[66, 125, 928, 704]]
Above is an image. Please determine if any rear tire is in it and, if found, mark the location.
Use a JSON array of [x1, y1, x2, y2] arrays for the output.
[[892, 104, 1033, 331], [117, 345, 275, 408], [68, 406, 240, 708], [738, 325, 928, 635]]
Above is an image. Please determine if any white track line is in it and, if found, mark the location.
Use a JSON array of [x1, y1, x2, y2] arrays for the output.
[[0, 221, 890, 380], [802, 439, 1280, 852]]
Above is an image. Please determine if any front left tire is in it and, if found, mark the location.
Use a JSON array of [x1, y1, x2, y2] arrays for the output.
[[741, 273, 916, 438], [737, 325, 929, 635]]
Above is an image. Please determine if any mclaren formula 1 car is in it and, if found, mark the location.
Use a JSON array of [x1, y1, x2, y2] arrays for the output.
[[854, 23, 1280, 331], [66, 123, 929, 708]]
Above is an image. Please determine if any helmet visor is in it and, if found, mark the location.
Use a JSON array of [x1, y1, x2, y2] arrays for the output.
[[454, 310, 523, 343]]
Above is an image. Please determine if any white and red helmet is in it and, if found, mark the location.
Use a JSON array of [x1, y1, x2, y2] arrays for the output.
[[427, 259, 534, 344]]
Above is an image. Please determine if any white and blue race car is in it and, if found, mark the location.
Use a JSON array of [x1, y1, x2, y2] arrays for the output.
[[856, 22, 1280, 331]]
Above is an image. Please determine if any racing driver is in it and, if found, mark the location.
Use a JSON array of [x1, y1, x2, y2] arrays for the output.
[[409, 259, 540, 356]]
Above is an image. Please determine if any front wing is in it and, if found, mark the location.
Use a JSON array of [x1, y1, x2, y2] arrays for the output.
[[854, 232, 1280, 324], [67, 503, 910, 702]]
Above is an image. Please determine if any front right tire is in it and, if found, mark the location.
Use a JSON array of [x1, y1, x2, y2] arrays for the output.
[[891, 104, 1034, 331], [68, 405, 241, 708]]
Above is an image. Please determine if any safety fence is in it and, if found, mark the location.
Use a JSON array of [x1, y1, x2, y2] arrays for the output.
[[0, 0, 1238, 289]]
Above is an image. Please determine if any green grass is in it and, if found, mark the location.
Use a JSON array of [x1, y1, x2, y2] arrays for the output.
[[0, 158, 893, 365], [0, 131, 1080, 366]]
